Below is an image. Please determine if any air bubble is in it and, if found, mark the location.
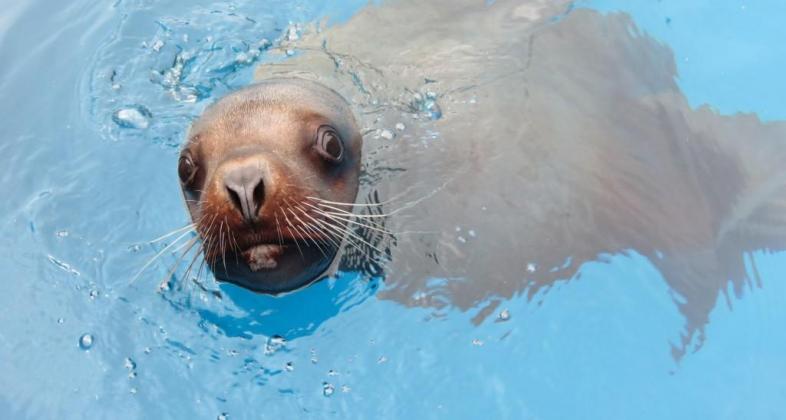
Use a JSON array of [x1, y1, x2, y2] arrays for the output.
[[498, 309, 511, 321], [79, 333, 94, 350], [322, 382, 335, 397], [265, 335, 287, 355], [395, 122, 406, 131], [379, 129, 394, 140], [472, 339, 484, 346], [112, 106, 152, 129], [284, 362, 294, 372]]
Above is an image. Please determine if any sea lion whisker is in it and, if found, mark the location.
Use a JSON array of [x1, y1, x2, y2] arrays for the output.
[[148, 223, 196, 244], [295, 207, 345, 250], [287, 207, 330, 258], [297, 206, 342, 252], [196, 252, 208, 285], [315, 213, 385, 256], [274, 212, 285, 248], [306, 197, 382, 207], [303, 203, 394, 236], [182, 243, 204, 284], [227, 225, 241, 265], [200, 214, 219, 263], [301, 209, 368, 256], [281, 202, 305, 259], [157, 236, 199, 291], [310, 203, 393, 219], [131, 228, 196, 283], [219, 220, 228, 274]]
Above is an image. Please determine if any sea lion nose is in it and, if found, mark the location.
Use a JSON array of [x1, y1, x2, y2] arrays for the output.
[[224, 164, 265, 223]]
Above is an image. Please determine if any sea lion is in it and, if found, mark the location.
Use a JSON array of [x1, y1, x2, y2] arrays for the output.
[[179, 0, 786, 358], [178, 78, 363, 293], [241, 0, 786, 359]]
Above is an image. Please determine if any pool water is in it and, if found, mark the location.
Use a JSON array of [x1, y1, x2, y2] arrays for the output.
[[1, 0, 785, 418]]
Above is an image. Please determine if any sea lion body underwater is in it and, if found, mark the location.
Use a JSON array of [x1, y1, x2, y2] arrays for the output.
[[181, 0, 786, 356]]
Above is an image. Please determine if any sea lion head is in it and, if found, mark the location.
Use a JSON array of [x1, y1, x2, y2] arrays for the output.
[[178, 78, 362, 293]]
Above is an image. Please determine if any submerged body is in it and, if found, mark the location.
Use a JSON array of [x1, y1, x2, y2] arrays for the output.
[[248, 0, 786, 357]]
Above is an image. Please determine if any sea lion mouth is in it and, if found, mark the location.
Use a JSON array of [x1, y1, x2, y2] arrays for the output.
[[241, 243, 286, 271]]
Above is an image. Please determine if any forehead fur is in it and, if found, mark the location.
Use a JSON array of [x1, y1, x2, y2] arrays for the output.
[[189, 78, 358, 138]]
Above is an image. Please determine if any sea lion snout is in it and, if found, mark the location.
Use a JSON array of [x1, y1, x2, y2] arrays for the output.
[[221, 159, 267, 224]]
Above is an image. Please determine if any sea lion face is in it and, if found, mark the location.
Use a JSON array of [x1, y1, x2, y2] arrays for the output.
[[178, 79, 361, 293]]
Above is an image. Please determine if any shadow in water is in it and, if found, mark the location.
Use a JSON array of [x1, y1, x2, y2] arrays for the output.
[[163, 271, 380, 340]]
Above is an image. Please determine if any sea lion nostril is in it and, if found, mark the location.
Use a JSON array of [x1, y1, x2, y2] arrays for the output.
[[224, 165, 265, 223], [253, 178, 265, 209], [226, 187, 244, 217]]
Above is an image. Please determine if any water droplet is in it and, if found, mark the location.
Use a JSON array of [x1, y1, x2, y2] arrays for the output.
[[286, 26, 300, 41], [327, 369, 338, 376], [341, 385, 351, 393], [130, 387, 138, 394], [151, 39, 164, 52], [124, 357, 136, 371], [235, 52, 250, 64], [377, 356, 387, 364], [112, 106, 152, 129], [48, 256, 80, 276], [322, 382, 335, 397], [498, 309, 511, 321], [411, 92, 443, 120], [57, 318, 64, 324], [311, 357, 319, 364], [128, 244, 142, 252], [265, 335, 287, 355], [284, 362, 294, 372], [89, 290, 99, 299], [526, 263, 537, 273], [395, 122, 406, 131], [468, 230, 476, 238], [379, 129, 394, 140], [457, 236, 466, 243], [55, 230, 69, 238], [472, 339, 484, 346], [79, 333, 94, 350], [285, 49, 295, 56], [217, 413, 229, 420], [144, 347, 152, 354]]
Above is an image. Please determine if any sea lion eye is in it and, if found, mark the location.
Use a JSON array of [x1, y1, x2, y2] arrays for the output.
[[315, 125, 344, 162], [178, 153, 198, 188]]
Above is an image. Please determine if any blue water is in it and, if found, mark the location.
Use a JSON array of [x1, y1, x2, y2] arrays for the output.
[[1, 0, 785, 418]]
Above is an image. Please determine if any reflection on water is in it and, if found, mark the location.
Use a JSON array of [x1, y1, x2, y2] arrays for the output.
[[0, 0, 785, 418]]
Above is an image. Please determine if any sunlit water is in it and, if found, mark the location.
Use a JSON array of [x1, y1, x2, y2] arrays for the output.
[[1, 0, 785, 418]]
